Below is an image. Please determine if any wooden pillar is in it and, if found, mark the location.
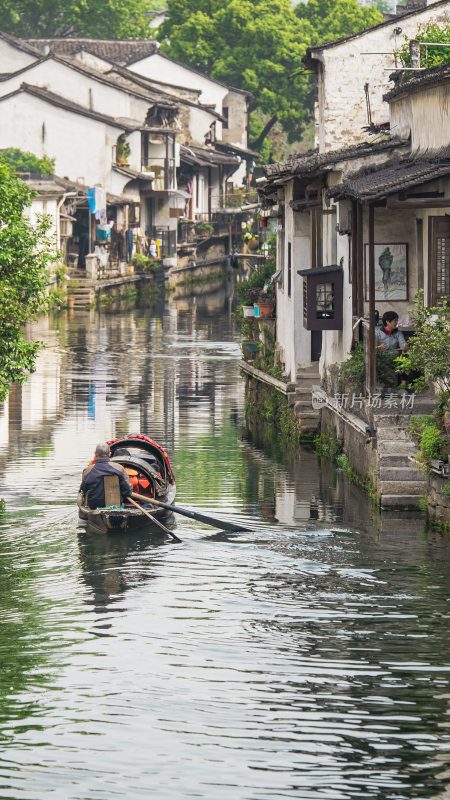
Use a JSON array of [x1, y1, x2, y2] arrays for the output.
[[356, 201, 364, 317], [351, 200, 358, 316], [368, 203, 376, 395]]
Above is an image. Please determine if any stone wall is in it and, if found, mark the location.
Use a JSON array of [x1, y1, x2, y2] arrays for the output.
[[427, 473, 450, 526]]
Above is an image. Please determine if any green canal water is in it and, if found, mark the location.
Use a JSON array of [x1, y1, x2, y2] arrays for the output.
[[0, 291, 450, 799]]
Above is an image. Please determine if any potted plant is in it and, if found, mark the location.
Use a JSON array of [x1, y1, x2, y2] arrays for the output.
[[243, 230, 259, 251], [117, 135, 131, 165], [253, 287, 275, 319], [196, 222, 214, 238]]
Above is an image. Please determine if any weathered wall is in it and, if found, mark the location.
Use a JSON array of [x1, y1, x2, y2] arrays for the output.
[[391, 81, 450, 155], [222, 89, 247, 148], [428, 473, 450, 526], [311, 1, 450, 151], [321, 406, 378, 482]]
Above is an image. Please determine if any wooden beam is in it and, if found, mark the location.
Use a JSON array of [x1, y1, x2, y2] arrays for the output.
[[368, 203, 376, 396], [386, 198, 450, 209]]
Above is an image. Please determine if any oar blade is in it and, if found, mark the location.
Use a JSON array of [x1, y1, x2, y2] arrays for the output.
[[131, 493, 251, 532]]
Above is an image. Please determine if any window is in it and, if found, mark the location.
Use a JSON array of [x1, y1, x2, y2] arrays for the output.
[[222, 107, 229, 129], [429, 218, 450, 304]]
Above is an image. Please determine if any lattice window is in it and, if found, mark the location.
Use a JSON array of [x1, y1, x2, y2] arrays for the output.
[[315, 282, 335, 319], [436, 236, 450, 300]]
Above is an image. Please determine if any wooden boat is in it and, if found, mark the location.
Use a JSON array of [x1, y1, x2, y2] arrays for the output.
[[77, 434, 176, 533]]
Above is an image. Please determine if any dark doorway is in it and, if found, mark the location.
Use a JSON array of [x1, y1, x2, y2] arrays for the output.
[[311, 331, 322, 361]]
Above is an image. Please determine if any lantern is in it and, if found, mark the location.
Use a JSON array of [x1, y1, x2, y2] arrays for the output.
[[297, 265, 343, 331]]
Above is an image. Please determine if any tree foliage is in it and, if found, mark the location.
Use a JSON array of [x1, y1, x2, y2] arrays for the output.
[[296, 0, 382, 45], [0, 158, 56, 401], [158, 0, 382, 147], [397, 22, 450, 67], [0, 0, 152, 38], [1, 149, 55, 175], [158, 0, 314, 144], [396, 292, 450, 394]]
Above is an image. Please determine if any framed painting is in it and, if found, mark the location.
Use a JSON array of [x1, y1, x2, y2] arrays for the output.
[[364, 243, 408, 301]]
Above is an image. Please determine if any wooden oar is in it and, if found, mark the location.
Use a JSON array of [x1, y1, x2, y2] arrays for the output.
[[128, 496, 181, 543], [131, 492, 251, 532]]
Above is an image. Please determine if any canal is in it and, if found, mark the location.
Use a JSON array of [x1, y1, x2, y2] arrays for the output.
[[1, 291, 450, 800]]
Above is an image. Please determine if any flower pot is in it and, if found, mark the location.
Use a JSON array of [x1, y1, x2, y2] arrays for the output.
[[247, 237, 259, 251], [254, 301, 274, 318], [243, 305, 255, 318]]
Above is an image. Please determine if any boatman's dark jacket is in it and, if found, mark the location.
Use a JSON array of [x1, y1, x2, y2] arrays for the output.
[[80, 457, 133, 509]]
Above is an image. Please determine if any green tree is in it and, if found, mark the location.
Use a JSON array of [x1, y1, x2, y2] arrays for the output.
[[397, 22, 450, 67], [0, 0, 151, 38], [1, 148, 54, 175], [158, 0, 314, 144], [295, 0, 382, 45], [158, 0, 382, 148], [0, 158, 56, 401], [396, 292, 450, 394]]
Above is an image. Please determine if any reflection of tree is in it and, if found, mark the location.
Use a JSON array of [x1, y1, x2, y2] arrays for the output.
[[0, 511, 72, 736]]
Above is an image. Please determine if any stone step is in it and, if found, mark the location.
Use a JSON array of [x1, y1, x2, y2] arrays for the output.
[[376, 426, 412, 442], [378, 480, 427, 495], [379, 466, 426, 481], [377, 440, 417, 456], [380, 494, 425, 509], [294, 405, 320, 419], [378, 454, 414, 468], [372, 413, 412, 428]]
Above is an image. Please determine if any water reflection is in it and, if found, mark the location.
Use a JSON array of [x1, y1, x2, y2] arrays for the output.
[[0, 291, 449, 799]]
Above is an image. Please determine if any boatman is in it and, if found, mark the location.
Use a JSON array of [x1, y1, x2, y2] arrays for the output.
[[80, 443, 133, 509]]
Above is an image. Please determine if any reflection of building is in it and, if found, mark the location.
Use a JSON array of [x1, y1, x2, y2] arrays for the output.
[[0, 296, 243, 505]]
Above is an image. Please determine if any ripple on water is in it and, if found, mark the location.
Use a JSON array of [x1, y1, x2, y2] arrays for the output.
[[0, 304, 448, 799]]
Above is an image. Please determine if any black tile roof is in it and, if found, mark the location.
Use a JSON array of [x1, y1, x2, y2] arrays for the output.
[[24, 38, 159, 65], [0, 30, 40, 56], [327, 156, 450, 201], [384, 62, 450, 101], [180, 143, 238, 167], [264, 138, 404, 180]]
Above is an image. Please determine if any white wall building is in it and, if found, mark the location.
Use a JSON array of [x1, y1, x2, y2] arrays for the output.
[[261, 0, 450, 388]]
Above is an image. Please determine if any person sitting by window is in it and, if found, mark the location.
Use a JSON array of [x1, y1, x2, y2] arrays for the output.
[[80, 443, 132, 509], [375, 310, 409, 391]]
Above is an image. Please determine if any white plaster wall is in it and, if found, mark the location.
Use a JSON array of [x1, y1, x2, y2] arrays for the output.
[[0, 39, 37, 72], [27, 196, 58, 253], [0, 58, 149, 122], [130, 53, 228, 112], [0, 93, 119, 191], [276, 183, 312, 382], [74, 50, 113, 73], [314, 1, 450, 152], [411, 83, 450, 154], [320, 203, 353, 377], [210, 167, 221, 212], [188, 105, 221, 144]]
